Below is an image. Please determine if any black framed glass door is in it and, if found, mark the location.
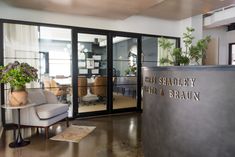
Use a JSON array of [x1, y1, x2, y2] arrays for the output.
[[111, 34, 141, 111], [75, 31, 109, 115], [73, 31, 142, 116]]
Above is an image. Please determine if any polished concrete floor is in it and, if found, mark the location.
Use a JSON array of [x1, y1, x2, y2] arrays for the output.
[[0, 113, 143, 157]]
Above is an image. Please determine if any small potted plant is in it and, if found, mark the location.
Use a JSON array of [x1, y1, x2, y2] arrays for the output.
[[0, 61, 38, 106]]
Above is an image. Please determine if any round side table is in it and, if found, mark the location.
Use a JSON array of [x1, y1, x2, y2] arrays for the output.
[[2, 103, 36, 148]]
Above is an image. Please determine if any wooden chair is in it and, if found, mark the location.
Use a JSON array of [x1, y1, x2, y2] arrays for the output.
[[91, 76, 107, 102], [78, 77, 87, 102], [50, 79, 66, 97], [43, 79, 51, 91]]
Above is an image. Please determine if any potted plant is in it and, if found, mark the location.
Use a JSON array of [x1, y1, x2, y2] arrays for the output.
[[159, 27, 211, 66], [0, 61, 38, 106]]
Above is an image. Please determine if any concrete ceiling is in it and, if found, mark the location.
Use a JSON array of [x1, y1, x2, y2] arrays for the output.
[[4, 0, 235, 20]]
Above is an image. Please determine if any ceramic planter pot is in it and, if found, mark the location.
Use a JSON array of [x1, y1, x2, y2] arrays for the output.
[[9, 86, 28, 106]]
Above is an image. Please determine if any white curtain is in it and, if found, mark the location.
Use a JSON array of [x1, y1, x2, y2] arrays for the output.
[[3, 23, 40, 123]]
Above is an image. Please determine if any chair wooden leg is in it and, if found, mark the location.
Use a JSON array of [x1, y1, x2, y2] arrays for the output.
[[45, 127, 49, 139], [66, 117, 69, 127]]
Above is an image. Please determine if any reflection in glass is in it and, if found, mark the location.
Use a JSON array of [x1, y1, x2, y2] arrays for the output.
[[141, 36, 177, 109], [157, 38, 176, 66], [39, 26, 72, 117], [113, 37, 137, 109]]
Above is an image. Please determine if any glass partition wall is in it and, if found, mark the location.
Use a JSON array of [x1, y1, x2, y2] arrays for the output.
[[3, 23, 41, 123], [0, 20, 180, 124], [2, 23, 73, 124]]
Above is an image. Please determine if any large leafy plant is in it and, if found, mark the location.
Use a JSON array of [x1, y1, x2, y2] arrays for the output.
[[159, 27, 211, 66], [0, 61, 38, 91]]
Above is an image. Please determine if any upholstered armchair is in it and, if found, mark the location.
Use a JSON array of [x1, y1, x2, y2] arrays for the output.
[[13, 89, 69, 138]]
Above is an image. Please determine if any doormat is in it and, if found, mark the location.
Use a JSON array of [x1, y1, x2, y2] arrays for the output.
[[50, 125, 96, 143]]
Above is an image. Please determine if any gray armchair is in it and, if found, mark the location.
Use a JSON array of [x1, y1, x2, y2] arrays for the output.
[[13, 89, 69, 138]]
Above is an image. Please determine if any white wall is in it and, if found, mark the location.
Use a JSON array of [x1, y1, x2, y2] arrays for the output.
[[203, 26, 235, 65], [0, 1, 181, 37]]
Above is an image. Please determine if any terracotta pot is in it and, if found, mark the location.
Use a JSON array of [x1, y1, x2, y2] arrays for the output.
[[9, 90, 28, 106]]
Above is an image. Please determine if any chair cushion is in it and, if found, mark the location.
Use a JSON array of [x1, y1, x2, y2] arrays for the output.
[[28, 89, 47, 105], [36, 103, 68, 119]]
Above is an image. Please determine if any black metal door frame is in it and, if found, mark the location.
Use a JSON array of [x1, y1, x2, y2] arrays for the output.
[[109, 32, 142, 113], [72, 29, 110, 117], [0, 20, 5, 126], [72, 29, 143, 117]]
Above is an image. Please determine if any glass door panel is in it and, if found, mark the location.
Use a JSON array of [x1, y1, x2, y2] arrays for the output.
[[77, 33, 108, 113], [141, 36, 177, 109], [112, 36, 137, 109]]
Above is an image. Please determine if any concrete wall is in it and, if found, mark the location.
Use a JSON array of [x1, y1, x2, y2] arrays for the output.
[[0, 1, 181, 37], [143, 66, 235, 157], [192, 15, 203, 44]]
